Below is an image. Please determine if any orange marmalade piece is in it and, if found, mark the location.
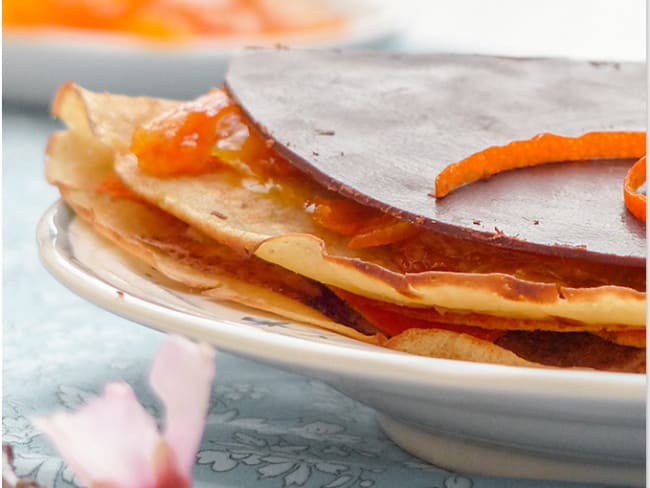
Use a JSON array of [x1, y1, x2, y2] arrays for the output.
[[211, 108, 299, 180], [131, 90, 233, 176], [308, 197, 381, 236], [308, 198, 420, 248], [132, 89, 299, 180], [348, 214, 421, 249], [130, 89, 417, 248]]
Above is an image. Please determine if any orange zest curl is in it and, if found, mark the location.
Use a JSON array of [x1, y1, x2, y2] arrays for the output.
[[434, 131, 646, 198], [624, 156, 646, 222]]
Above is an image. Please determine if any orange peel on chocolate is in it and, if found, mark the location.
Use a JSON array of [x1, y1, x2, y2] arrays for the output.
[[434, 132, 646, 197], [624, 156, 647, 222]]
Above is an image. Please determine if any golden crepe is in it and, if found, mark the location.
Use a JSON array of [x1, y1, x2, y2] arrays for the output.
[[45, 51, 646, 373], [46, 88, 380, 345]]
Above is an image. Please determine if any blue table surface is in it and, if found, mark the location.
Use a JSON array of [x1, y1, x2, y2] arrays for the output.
[[2, 29, 626, 486]]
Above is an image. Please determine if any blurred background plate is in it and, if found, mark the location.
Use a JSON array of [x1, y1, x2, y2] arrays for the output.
[[2, 0, 399, 106]]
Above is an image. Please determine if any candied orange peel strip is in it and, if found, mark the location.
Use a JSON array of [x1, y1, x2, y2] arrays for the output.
[[347, 214, 421, 249], [434, 131, 646, 197], [624, 156, 646, 222], [308, 199, 420, 248], [309, 197, 379, 236]]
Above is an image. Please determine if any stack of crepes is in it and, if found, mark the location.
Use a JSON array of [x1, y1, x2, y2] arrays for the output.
[[45, 50, 646, 373]]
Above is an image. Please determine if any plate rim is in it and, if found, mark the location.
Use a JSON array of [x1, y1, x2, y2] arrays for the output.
[[36, 200, 646, 405]]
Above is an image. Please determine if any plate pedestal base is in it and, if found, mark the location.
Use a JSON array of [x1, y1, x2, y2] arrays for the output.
[[377, 414, 645, 487]]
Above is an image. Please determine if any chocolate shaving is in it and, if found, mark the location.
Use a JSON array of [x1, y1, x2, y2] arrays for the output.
[[211, 210, 228, 220]]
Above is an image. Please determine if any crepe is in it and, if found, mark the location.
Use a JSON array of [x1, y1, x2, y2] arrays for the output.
[[45, 50, 646, 373], [46, 85, 382, 345]]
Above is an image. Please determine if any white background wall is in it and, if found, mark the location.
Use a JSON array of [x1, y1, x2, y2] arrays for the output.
[[399, 0, 646, 61]]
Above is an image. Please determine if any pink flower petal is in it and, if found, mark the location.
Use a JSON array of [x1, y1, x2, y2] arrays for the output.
[[32, 382, 159, 488], [149, 336, 215, 480], [150, 441, 189, 488]]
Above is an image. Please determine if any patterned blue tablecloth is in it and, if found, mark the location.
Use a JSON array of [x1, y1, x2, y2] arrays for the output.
[[3, 104, 609, 488]]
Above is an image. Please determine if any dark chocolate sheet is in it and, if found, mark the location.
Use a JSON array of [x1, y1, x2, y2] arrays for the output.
[[225, 50, 646, 266]]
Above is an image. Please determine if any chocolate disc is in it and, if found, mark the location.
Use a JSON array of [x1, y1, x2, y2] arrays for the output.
[[226, 50, 645, 266]]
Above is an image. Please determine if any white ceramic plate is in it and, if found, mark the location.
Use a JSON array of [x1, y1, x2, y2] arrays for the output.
[[37, 201, 645, 486], [3, 0, 398, 106]]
